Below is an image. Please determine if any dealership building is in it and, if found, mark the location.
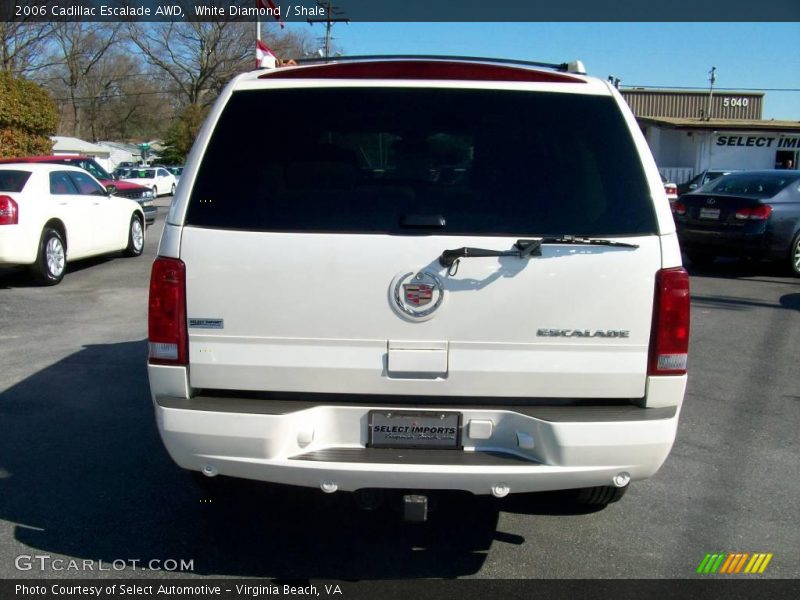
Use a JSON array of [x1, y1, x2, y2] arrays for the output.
[[620, 88, 800, 184]]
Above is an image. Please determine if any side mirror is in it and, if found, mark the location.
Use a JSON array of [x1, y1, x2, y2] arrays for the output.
[[106, 185, 117, 196]]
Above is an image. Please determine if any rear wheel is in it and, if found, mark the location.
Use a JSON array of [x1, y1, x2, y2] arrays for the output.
[[152, 185, 158, 197], [31, 228, 66, 285], [574, 484, 628, 508], [170, 183, 176, 195], [687, 251, 716, 268], [789, 233, 800, 277], [123, 215, 144, 257]]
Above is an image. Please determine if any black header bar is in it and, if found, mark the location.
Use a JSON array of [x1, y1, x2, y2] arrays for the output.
[[2, 0, 800, 22]]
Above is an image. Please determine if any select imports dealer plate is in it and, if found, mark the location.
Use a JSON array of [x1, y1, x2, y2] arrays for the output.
[[368, 410, 462, 449]]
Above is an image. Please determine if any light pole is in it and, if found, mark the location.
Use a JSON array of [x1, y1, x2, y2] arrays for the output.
[[705, 66, 716, 121]]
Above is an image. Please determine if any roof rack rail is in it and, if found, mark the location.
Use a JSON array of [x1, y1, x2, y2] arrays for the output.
[[292, 55, 587, 75]]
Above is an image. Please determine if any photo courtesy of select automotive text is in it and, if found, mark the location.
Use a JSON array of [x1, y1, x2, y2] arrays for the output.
[[0, 0, 798, 598]]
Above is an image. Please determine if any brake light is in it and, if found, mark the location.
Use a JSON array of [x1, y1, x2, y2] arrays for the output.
[[0, 195, 18, 225], [664, 184, 677, 196], [734, 205, 773, 220], [672, 200, 687, 216], [148, 257, 187, 365], [649, 267, 690, 376]]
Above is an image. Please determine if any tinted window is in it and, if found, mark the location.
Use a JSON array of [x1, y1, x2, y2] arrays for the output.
[[187, 88, 656, 236], [0, 170, 31, 192], [78, 160, 110, 180], [158, 169, 169, 177], [705, 173, 798, 198], [68, 171, 106, 195], [50, 171, 79, 195]]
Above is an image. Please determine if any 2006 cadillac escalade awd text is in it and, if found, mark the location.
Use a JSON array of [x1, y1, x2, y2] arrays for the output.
[[147, 57, 690, 512]]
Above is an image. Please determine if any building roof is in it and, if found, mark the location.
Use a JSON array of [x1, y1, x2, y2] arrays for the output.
[[622, 87, 764, 97], [51, 136, 110, 155], [639, 117, 800, 132]]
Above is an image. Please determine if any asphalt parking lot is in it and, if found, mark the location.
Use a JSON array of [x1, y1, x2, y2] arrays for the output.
[[0, 203, 798, 580]]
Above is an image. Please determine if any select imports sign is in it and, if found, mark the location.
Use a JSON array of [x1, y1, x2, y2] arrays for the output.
[[716, 135, 800, 149]]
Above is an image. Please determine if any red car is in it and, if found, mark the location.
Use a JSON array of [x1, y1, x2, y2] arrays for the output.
[[0, 155, 156, 225]]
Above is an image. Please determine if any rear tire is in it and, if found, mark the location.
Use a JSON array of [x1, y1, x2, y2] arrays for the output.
[[31, 228, 66, 285], [788, 233, 800, 277], [152, 185, 158, 197], [123, 215, 144, 257], [170, 183, 176, 195], [687, 251, 716, 268], [574, 484, 628, 508]]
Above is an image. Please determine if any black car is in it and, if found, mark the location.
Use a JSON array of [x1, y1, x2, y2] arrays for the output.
[[673, 170, 800, 275]]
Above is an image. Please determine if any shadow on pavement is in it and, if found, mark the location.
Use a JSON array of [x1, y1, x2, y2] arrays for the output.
[[0, 340, 525, 579], [0, 256, 115, 289]]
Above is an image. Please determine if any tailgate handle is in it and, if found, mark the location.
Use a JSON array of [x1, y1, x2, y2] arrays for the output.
[[387, 341, 448, 377]]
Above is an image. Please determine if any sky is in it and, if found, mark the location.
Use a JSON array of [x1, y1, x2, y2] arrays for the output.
[[282, 22, 800, 120]]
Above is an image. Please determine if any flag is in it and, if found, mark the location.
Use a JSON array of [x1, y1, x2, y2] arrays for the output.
[[257, 0, 285, 29], [256, 39, 277, 69]]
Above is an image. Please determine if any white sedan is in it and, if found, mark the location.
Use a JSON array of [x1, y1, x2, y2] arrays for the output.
[[0, 163, 145, 285], [120, 167, 177, 197]]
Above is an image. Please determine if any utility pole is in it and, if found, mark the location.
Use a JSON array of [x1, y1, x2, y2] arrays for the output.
[[307, 0, 349, 60], [705, 66, 716, 121]]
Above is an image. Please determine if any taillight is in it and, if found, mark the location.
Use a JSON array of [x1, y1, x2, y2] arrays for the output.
[[735, 204, 773, 220], [0, 195, 18, 225], [672, 201, 687, 216], [649, 267, 690, 376], [664, 184, 677, 196], [148, 257, 187, 365]]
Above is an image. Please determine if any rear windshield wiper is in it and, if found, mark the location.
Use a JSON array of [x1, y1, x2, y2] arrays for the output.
[[438, 239, 542, 268], [539, 235, 640, 249], [438, 236, 638, 268]]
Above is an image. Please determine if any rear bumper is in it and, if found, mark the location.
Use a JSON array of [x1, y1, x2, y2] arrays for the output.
[[0, 226, 36, 266], [677, 227, 772, 257], [149, 368, 685, 495], [678, 226, 790, 259]]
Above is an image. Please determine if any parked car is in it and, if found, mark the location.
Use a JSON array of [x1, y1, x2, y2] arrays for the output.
[[148, 56, 689, 516], [677, 168, 738, 196], [661, 173, 678, 205], [0, 163, 145, 285], [673, 170, 800, 274], [0, 155, 156, 226], [166, 166, 184, 184], [120, 167, 177, 197]]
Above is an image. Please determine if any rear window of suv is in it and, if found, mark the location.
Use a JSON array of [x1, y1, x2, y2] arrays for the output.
[[186, 88, 656, 236]]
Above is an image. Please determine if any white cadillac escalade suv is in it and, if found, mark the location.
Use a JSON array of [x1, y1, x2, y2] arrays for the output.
[[147, 57, 689, 517]]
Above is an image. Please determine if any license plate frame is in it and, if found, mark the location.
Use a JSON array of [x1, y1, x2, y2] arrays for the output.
[[368, 410, 462, 450], [699, 207, 721, 220]]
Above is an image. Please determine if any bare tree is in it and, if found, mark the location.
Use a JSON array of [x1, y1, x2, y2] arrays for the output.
[[49, 23, 121, 138], [0, 22, 55, 75], [128, 22, 318, 107], [128, 22, 252, 107]]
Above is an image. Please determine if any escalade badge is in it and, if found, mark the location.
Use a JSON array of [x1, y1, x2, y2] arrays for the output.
[[391, 271, 445, 321]]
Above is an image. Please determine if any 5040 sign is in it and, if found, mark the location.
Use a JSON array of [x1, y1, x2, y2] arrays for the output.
[[722, 97, 750, 108]]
